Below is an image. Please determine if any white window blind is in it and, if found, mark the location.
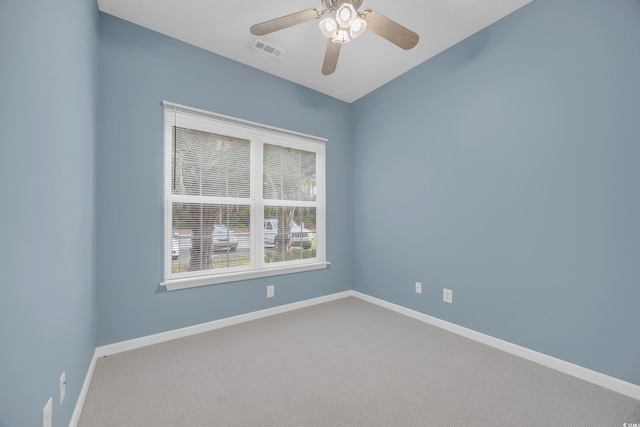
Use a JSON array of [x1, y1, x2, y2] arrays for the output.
[[162, 102, 327, 290], [263, 144, 318, 264]]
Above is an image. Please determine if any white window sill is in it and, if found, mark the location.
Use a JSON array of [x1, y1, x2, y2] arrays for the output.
[[161, 262, 330, 291]]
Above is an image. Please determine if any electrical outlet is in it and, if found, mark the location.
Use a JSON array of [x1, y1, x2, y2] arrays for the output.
[[42, 397, 52, 427], [415, 282, 422, 294], [60, 371, 66, 404], [443, 288, 453, 304], [267, 285, 274, 298]]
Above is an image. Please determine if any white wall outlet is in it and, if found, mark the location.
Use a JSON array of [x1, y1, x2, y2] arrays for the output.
[[42, 397, 52, 427], [415, 282, 422, 294], [443, 288, 453, 304], [267, 285, 274, 298], [60, 371, 66, 404]]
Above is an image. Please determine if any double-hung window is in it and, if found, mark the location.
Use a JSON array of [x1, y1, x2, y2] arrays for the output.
[[162, 102, 327, 291]]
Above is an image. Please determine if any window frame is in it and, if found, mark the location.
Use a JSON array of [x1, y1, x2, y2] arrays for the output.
[[161, 101, 328, 291]]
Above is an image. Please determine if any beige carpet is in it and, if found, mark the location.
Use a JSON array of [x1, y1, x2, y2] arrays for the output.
[[78, 297, 640, 426]]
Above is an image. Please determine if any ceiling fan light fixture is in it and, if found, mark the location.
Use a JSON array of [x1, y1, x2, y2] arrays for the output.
[[320, 4, 365, 44], [335, 3, 357, 29], [319, 16, 337, 38], [332, 29, 351, 44], [349, 17, 367, 39]]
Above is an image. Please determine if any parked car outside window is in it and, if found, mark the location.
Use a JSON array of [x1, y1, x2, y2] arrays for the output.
[[263, 218, 312, 250], [212, 225, 238, 251]]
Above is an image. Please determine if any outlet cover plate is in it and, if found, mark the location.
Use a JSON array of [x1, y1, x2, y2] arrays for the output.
[[443, 288, 453, 304], [415, 282, 422, 294], [267, 285, 274, 298]]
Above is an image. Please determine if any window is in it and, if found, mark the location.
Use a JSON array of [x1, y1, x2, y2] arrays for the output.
[[162, 102, 327, 290]]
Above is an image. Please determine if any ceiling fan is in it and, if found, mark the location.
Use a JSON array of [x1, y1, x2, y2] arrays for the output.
[[250, 0, 419, 75]]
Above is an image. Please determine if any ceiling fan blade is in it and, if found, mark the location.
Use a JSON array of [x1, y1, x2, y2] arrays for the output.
[[321, 40, 341, 75], [361, 10, 419, 50], [250, 8, 323, 36]]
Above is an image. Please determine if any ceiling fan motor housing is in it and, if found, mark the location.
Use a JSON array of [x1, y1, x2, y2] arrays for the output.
[[322, 0, 360, 11], [321, 0, 334, 9]]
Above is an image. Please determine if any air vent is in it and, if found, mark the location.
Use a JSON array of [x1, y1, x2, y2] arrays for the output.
[[252, 38, 285, 59]]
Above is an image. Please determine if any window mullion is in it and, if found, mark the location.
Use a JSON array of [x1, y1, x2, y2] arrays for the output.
[[253, 138, 264, 269], [170, 194, 251, 205], [262, 199, 319, 208]]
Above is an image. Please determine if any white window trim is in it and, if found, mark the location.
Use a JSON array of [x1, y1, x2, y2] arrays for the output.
[[161, 101, 328, 291], [162, 262, 331, 291]]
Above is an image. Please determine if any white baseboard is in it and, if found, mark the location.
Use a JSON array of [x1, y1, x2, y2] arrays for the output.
[[95, 290, 354, 358], [71, 289, 639, 425], [69, 349, 98, 427], [352, 291, 640, 401]]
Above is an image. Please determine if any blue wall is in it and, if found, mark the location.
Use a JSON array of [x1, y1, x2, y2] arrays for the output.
[[96, 14, 353, 345], [352, 0, 640, 386], [0, 0, 97, 426]]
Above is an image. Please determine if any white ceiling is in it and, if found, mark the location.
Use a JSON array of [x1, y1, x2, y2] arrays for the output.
[[97, 0, 533, 103]]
